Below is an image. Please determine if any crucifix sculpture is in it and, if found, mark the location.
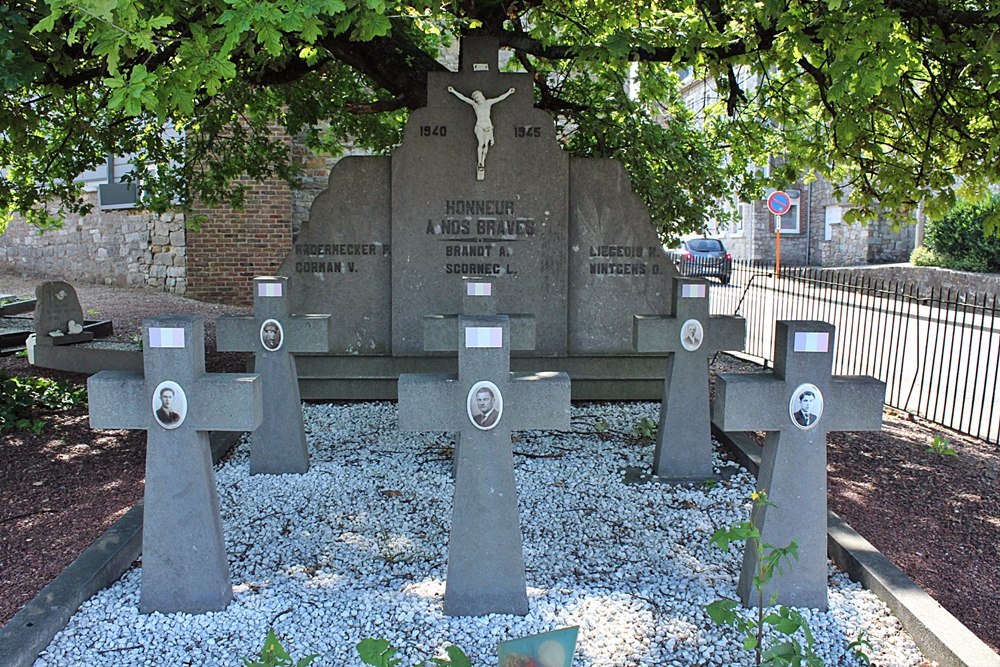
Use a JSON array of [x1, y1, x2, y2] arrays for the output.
[[448, 85, 515, 180]]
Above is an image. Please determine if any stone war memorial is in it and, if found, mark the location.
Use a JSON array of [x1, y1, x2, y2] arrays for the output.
[[278, 36, 679, 400], [713, 321, 886, 609]]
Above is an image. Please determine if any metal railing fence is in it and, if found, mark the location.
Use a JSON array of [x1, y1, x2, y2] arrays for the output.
[[709, 261, 1000, 445]]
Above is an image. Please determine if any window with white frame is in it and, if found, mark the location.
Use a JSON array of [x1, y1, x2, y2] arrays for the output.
[[733, 201, 751, 237], [76, 153, 139, 209], [824, 205, 843, 241]]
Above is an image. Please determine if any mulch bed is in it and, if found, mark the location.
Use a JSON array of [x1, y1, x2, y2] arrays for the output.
[[1, 276, 998, 657]]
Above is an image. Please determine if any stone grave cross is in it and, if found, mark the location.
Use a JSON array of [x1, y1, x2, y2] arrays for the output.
[[633, 277, 745, 481], [216, 276, 332, 474], [421, 279, 537, 476], [713, 320, 885, 609], [398, 283, 570, 616], [87, 315, 262, 613]]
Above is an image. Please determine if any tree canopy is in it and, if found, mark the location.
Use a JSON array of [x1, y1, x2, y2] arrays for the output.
[[2, 0, 998, 235]]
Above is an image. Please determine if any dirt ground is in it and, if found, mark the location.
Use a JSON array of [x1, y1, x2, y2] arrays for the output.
[[1, 275, 998, 656]]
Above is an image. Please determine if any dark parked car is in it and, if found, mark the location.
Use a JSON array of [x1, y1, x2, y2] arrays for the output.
[[668, 237, 733, 284]]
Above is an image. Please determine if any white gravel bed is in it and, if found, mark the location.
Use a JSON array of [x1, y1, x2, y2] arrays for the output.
[[35, 402, 928, 666]]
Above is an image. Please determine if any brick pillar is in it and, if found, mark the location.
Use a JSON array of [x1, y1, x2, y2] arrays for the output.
[[185, 126, 294, 305]]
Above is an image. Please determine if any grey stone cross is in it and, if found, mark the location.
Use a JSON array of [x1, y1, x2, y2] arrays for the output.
[[87, 315, 262, 614], [422, 279, 536, 352], [398, 285, 570, 616], [420, 279, 537, 478], [216, 276, 332, 474], [633, 277, 745, 481], [713, 320, 885, 609]]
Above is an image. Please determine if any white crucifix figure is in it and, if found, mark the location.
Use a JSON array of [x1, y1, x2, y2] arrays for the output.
[[447, 86, 515, 180]]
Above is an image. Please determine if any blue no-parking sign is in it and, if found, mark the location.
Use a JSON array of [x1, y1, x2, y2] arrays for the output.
[[767, 190, 792, 216]]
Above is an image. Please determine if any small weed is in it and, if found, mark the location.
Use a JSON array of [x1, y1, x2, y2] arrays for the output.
[[633, 417, 657, 441], [706, 491, 825, 667], [927, 435, 957, 457], [0, 374, 87, 433], [846, 632, 873, 665], [243, 629, 318, 667], [594, 420, 609, 434], [357, 638, 472, 667]]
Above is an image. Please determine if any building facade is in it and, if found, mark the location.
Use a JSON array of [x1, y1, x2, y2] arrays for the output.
[[680, 75, 916, 266]]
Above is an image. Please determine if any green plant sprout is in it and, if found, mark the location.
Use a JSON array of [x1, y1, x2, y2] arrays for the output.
[[594, 420, 609, 434], [633, 417, 657, 441], [357, 638, 471, 667], [243, 629, 318, 667], [706, 491, 870, 666], [0, 374, 87, 433], [927, 435, 958, 457]]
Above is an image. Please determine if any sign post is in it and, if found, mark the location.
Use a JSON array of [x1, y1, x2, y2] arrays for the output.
[[766, 191, 792, 278]]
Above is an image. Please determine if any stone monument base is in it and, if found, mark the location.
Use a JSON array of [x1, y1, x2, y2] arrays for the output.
[[292, 353, 672, 401]]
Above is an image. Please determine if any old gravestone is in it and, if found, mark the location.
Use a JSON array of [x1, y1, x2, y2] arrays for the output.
[[216, 276, 333, 474], [713, 320, 885, 609], [633, 277, 745, 481], [88, 316, 262, 613], [398, 288, 570, 615], [34, 281, 94, 345], [278, 36, 678, 399]]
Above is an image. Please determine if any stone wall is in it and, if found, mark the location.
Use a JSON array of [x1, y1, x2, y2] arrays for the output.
[[0, 191, 186, 293], [837, 264, 1000, 297]]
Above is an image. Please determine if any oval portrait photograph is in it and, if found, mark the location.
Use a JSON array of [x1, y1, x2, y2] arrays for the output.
[[467, 380, 503, 430], [789, 383, 824, 430], [680, 318, 704, 352], [152, 380, 187, 430], [260, 318, 284, 351]]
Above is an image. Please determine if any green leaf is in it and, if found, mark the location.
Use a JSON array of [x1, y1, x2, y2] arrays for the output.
[[429, 646, 473, 667], [357, 638, 402, 667], [705, 598, 738, 625]]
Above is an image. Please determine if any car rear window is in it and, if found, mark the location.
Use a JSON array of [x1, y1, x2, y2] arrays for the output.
[[686, 239, 725, 252]]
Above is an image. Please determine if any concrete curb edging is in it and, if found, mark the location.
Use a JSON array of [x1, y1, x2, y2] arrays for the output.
[[0, 431, 241, 667], [0, 502, 144, 667], [714, 425, 1000, 667]]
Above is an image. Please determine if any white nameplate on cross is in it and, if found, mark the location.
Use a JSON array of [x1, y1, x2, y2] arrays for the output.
[[793, 332, 830, 352], [258, 283, 283, 297], [467, 282, 492, 296], [465, 327, 503, 348], [149, 327, 185, 348], [681, 284, 707, 298]]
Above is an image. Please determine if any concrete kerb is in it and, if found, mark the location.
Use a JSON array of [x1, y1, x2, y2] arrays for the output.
[[0, 431, 241, 667], [713, 424, 1000, 667]]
